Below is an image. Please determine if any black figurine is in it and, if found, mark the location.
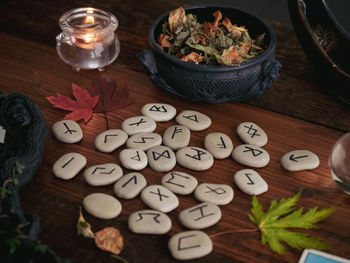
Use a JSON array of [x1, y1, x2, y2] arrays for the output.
[[0, 93, 68, 262]]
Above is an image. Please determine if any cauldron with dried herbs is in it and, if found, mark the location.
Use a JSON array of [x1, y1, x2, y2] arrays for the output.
[[138, 6, 281, 103]]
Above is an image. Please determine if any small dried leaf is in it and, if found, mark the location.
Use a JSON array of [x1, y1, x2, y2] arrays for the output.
[[158, 33, 171, 49], [194, 35, 207, 45], [187, 43, 219, 55], [221, 45, 243, 65], [168, 7, 187, 33], [95, 227, 124, 255], [181, 52, 204, 64], [222, 17, 242, 39], [212, 10, 222, 30]]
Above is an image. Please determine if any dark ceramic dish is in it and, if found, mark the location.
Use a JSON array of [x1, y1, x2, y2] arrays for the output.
[[288, 0, 350, 105], [138, 5, 281, 103]]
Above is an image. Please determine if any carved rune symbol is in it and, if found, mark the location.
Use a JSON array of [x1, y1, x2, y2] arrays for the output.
[[244, 124, 260, 138], [131, 151, 142, 161], [63, 122, 76, 134], [135, 212, 161, 223], [171, 126, 183, 139], [217, 136, 227, 149], [121, 175, 137, 188], [133, 136, 154, 144], [149, 188, 169, 201], [245, 173, 255, 185], [243, 146, 263, 157], [177, 234, 201, 251], [61, 156, 75, 168], [92, 167, 116, 175], [289, 154, 309, 162], [205, 186, 226, 195], [189, 204, 215, 221], [152, 150, 170, 161], [165, 172, 190, 188], [149, 105, 167, 112], [185, 148, 206, 160], [129, 118, 147, 127], [183, 115, 199, 123], [104, 134, 118, 143]]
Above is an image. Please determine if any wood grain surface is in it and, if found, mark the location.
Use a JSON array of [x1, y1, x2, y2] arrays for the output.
[[0, 31, 350, 263], [0, 0, 350, 131], [1, 0, 350, 262]]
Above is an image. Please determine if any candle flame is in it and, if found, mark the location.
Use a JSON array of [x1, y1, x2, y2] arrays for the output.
[[83, 33, 93, 43], [85, 8, 95, 24]]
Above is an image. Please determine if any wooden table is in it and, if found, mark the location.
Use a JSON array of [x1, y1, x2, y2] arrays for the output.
[[0, 1, 350, 262]]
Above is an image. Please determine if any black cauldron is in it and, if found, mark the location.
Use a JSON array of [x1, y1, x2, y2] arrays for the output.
[[138, 5, 281, 103]]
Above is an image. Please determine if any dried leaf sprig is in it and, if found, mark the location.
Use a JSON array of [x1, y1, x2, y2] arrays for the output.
[[158, 7, 266, 66], [77, 207, 126, 261]]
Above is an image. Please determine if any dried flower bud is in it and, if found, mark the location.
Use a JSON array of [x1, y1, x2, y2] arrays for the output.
[[77, 206, 95, 239]]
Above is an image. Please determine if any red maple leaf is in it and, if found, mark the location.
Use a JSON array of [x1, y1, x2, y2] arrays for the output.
[[47, 84, 100, 122], [87, 75, 133, 113]]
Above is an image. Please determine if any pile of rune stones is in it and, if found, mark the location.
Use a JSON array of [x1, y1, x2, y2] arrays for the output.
[[52, 103, 320, 260]]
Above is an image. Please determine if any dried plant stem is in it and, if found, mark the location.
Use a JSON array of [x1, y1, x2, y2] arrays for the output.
[[210, 229, 258, 239], [103, 112, 109, 130], [110, 254, 129, 263]]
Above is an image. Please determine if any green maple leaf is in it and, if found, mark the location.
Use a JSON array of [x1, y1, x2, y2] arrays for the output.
[[249, 191, 336, 255]]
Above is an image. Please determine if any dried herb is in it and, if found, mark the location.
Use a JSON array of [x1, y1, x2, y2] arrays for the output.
[[77, 206, 95, 239], [158, 7, 266, 65], [249, 191, 336, 254]]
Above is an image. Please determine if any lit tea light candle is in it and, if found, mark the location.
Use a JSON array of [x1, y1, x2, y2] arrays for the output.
[[56, 7, 120, 71]]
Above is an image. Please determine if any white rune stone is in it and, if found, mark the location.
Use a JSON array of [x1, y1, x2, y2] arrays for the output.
[[94, 129, 128, 153], [147, 145, 176, 172], [113, 172, 147, 199], [179, 202, 222, 229], [128, 209, 172, 234], [234, 169, 268, 195], [236, 122, 268, 147], [83, 193, 122, 219], [176, 147, 214, 171], [176, 110, 211, 131], [168, 230, 213, 260], [161, 171, 198, 195], [53, 152, 86, 180], [52, 120, 83, 143], [194, 183, 234, 205], [163, 125, 191, 151], [84, 163, 123, 186], [204, 132, 233, 159], [141, 185, 179, 213], [121, 116, 156, 135], [281, 150, 320, 171], [119, 149, 148, 170], [141, 103, 177, 122], [232, 144, 270, 168], [126, 132, 162, 151]]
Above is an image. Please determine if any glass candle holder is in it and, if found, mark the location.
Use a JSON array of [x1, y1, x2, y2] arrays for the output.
[[56, 7, 120, 71], [329, 132, 350, 194]]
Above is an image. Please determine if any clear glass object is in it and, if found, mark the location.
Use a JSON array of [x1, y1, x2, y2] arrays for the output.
[[329, 132, 350, 194], [56, 7, 120, 71]]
